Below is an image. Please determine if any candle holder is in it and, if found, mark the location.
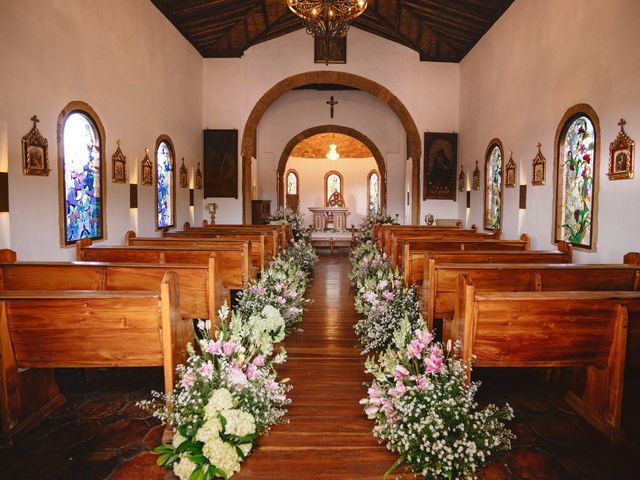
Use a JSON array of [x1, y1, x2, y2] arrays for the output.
[[425, 213, 434, 226]]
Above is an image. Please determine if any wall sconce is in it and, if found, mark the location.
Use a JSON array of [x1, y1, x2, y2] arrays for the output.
[[130, 183, 138, 209], [519, 184, 527, 209], [189, 188, 194, 207], [0, 172, 9, 212], [466, 190, 471, 209]]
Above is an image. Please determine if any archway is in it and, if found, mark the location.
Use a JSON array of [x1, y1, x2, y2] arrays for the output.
[[276, 125, 387, 211], [241, 71, 421, 224]]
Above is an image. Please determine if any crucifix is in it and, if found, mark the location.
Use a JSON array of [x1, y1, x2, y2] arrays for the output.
[[537, 142, 542, 151], [326, 96, 338, 119], [30, 115, 40, 129], [619, 118, 626, 131]]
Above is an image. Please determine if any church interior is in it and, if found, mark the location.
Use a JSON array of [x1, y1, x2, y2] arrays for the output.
[[1, 0, 640, 478]]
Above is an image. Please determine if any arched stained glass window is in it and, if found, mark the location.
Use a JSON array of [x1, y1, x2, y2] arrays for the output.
[[368, 170, 380, 213], [554, 106, 599, 249], [59, 103, 105, 245], [287, 170, 298, 195], [484, 140, 503, 231], [156, 136, 176, 229], [325, 171, 343, 206]]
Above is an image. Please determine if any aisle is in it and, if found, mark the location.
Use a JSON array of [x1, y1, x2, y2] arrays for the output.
[[235, 253, 398, 479]]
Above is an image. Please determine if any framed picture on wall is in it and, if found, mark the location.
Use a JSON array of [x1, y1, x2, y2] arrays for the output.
[[423, 132, 458, 200], [608, 119, 634, 180], [22, 115, 50, 176], [505, 153, 516, 188], [204, 129, 238, 198], [532, 142, 546, 185]]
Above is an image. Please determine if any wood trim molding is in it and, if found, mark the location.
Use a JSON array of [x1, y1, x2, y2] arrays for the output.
[[57, 100, 107, 247], [242, 71, 420, 224], [154, 134, 177, 230], [483, 138, 504, 232], [552, 103, 601, 251]]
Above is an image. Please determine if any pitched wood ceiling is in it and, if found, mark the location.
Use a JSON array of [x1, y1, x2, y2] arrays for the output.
[[151, 0, 514, 62]]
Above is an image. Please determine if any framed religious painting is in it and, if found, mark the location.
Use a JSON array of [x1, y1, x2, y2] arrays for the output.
[[204, 129, 238, 198], [608, 119, 634, 180], [423, 132, 458, 200], [112, 140, 127, 183], [505, 153, 516, 188], [141, 147, 153, 186], [472, 161, 480, 190], [532, 142, 546, 185], [22, 115, 50, 176], [179, 158, 188, 188], [195, 162, 203, 189], [458, 166, 465, 192]]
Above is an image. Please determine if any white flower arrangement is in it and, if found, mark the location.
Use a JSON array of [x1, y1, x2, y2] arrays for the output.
[[141, 239, 318, 479], [350, 221, 514, 479]]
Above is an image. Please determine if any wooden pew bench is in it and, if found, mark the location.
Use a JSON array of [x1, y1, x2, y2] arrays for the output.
[[77, 241, 254, 291], [398, 235, 531, 275], [451, 274, 640, 442], [388, 229, 499, 259], [167, 229, 274, 262], [0, 272, 190, 446], [187, 222, 291, 252], [375, 224, 470, 251], [126, 231, 267, 273], [0, 257, 226, 321]]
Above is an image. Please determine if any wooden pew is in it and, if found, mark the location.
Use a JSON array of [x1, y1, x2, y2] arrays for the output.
[[126, 230, 267, 273], [409, 242, 573, 288], [189, 222, 291, 252], [451, 274, 640, 443], [431, 262, 640, 333], [173, 226, 276, 260], [399, 235, 531, 275], [0, 272, 191, 446], [389, 230, 501, 261], [377, 224, 477, 252], [77, 240, 254, 290], [0, 257, 226, 321]]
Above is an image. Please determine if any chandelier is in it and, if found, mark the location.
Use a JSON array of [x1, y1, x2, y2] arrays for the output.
[[287, 1, 367, 39], [326, 143, 340, 161]]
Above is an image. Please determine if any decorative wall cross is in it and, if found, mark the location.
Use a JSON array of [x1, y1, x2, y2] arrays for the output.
[[326, 96, 338, 119], [619, 118, 626, 131], [30, 115, 40, 129]]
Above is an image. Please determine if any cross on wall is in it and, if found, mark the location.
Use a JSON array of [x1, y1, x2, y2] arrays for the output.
[[326, 96, 338, 119]]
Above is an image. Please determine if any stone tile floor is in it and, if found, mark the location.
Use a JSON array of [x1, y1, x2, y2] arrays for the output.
[[1, 366, 639, 479]]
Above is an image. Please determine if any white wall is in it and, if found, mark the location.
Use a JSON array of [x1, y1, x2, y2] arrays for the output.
[[202, 27, 460, 224], [256, 90, 407, 222], [287, 156, 377, 228], [458, 0, 640, 262], [0, 0, 204, 260]]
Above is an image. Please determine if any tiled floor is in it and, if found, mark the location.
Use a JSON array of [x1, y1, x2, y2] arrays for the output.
[[2, 252, 639, 479]]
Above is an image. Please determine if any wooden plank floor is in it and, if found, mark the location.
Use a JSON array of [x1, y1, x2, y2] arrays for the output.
[[235, 253, 398, 479]]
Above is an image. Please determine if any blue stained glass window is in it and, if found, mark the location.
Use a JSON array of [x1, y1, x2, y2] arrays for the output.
[[484, 144, 503, 230], [62, 112, 103, 244], [556, 115, 596, 248], [156, 140, 175, 228]]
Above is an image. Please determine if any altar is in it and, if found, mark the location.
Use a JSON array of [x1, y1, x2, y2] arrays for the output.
[[308, 207, 350, 231]]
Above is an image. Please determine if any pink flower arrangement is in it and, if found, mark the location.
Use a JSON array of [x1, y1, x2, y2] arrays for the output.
[[198, 361, 214, 380]]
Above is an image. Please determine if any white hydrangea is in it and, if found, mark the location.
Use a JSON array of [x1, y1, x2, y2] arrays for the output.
[[172, 431, 186, 449], [222, 409, 256, 437], [239, 443, 252, 457], [173, 455, 197, 480], [195, 417, 222, 444], [202, 437, 241, 477], [204, 388, 234, 419], [259, 305, 285, 341]]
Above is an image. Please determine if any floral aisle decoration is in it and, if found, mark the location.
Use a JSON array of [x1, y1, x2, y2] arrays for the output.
[[269, 207, 305, 242], [141, 241, 318, 479], [350, 218, 514, 479], [350, 243, 421, 353], [355, 210, 394, 243], [361, 319, 514, 479], [237, 241, 318, 332]]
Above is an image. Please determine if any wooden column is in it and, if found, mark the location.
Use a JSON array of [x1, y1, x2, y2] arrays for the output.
[[242, 155, 252, 224], [412, 157, 420, 225]]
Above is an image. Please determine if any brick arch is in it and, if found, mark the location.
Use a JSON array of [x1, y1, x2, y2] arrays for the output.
[[276, 125, 387, 212], [240, 71, 421, 224]]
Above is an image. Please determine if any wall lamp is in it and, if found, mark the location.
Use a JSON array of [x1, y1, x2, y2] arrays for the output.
[[130, 183, 138, 209], [0, 172, 9, 212]]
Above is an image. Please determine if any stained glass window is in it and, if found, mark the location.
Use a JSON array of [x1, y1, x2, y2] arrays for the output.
[[368, 170, 380, 213], [555, 114, 596, 248], [156, 139, 175, 228], [484, 143, 503, 230], [325, 172, 342, 205], [61, 111, 104, 244], [287, 170, 298, 195]]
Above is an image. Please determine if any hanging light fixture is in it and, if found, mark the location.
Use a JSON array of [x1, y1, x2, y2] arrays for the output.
[[326, 133, 340, 161], [288, 1, 367, 39]]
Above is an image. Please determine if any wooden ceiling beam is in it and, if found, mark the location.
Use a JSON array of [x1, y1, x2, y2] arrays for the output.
[[181, 1, 260, 29], [172, 0, 231, 15], [404, 2, 485, 35], [407, 0, 494, 23]]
